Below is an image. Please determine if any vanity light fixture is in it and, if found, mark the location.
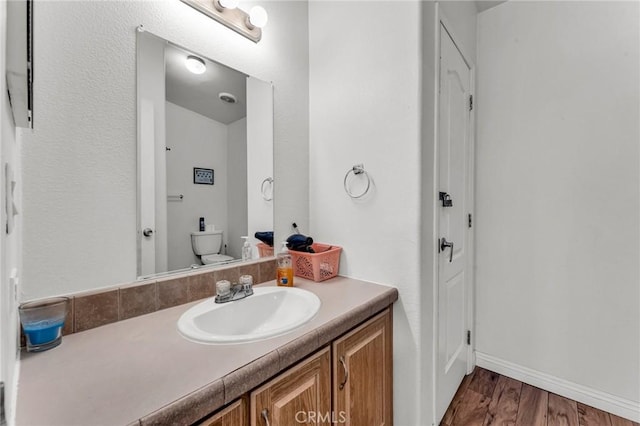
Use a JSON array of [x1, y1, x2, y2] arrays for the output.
[[180, 0, 267, 43], [185, 55, 207, 74], [217, 0, 238, 9], [247, 6, 268, 29]]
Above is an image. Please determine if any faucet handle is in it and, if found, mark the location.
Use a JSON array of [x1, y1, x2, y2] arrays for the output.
[[239, 275, 253, 292], [215, 280, 231, 297]]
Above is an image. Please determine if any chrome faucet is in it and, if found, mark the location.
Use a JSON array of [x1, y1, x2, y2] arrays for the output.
[[214, 276, 253, 304]]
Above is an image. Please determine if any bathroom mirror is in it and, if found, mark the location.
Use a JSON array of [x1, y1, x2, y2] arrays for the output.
[[137, 29, 274, 278]]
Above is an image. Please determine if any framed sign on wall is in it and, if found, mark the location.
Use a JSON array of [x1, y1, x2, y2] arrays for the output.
[[193, 167, 214, 185]]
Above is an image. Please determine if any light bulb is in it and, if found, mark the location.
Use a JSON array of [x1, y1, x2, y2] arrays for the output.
[[218, 0, 239, 9], [185, 55, 206, 75], [248, 6, 268, 29]]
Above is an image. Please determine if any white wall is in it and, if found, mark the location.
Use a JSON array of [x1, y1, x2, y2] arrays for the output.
[[165, 102, 229, 270], [419, 3, 439, 424], [309, 2, 422, 424], [476, 0, 640, 414], [0, 1, 22, 421], [227, 117, 248, 260], [21, 0, 309, 300], [310, 2, 478, 423]]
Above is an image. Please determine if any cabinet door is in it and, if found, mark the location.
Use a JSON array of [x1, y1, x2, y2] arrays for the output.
[[251, 347, 331, 426], [198, 397, 247, 426], [333, 309, 393, 426]]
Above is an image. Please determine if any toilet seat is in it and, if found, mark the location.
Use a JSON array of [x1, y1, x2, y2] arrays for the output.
[[201, 254, 234, 265]]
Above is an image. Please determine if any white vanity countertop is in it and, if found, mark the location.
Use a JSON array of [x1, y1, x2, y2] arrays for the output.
[[15, 276, 398, 426]]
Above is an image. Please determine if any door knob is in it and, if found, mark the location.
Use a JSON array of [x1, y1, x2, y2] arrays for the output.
[[440, 238, 454, 263], [143, 228, 154, 237]]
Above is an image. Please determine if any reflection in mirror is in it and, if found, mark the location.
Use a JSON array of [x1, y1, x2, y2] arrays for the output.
[[137, 29, 273, 278]]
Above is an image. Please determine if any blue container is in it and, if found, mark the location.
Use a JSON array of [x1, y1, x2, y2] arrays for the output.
[[23, 319, 65, 346]]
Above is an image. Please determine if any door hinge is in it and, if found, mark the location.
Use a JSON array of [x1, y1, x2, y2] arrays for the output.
[[468, 213, 472, 228], [466, 330, 471, 345], [469, 94, 473, 111]]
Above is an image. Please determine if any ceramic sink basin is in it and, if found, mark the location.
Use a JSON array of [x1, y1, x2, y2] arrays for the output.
[[177, 286, 321, 344]]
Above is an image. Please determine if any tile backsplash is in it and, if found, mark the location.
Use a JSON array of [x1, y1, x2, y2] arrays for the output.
[[21, 259, 277, 344]]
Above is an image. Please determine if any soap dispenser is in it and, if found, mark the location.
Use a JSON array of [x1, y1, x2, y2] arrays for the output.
[[241, 236, 252, 261], [276, 242, 294, 287]]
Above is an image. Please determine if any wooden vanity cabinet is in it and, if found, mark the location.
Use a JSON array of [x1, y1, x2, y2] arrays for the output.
[[332, 309, 393, 426], [198, 398, 248, 426], [197, 308, 392, 426], [250, 347, 331, 426]]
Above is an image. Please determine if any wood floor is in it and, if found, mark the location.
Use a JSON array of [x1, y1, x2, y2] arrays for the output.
[[441, 367, 639, 426]]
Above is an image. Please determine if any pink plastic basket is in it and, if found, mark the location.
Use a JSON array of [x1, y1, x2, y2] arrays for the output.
[[289, 243, 342, 282], [256, 243, 274, 258]]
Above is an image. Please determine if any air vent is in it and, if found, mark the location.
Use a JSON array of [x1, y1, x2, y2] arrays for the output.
[[218, 92, 237, 104]]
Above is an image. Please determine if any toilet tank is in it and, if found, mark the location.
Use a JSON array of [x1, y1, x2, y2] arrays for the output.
[[191, 230, 223, 255]]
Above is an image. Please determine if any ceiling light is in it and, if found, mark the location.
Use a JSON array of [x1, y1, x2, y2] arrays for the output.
[[185, 55, 206, 75], [248, 6, 268, 29]]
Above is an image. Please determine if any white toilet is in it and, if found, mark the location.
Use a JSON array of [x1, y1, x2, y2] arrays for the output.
[[190, 230, 234, 265]]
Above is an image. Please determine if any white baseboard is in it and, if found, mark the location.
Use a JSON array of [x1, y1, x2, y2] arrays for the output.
[[475, 351, 640, 423]]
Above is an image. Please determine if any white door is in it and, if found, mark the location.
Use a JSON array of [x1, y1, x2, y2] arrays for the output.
[[436, 22, 473, 422], [137, 31, 168, 277], [139, 99, 156, 276]]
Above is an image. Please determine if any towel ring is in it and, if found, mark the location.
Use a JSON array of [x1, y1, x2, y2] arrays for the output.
[[261, 177, 274, 201], [344, 164, 371, 199]]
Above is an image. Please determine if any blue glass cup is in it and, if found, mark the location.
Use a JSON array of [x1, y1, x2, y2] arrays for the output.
[[19, 297, 69, 352]]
